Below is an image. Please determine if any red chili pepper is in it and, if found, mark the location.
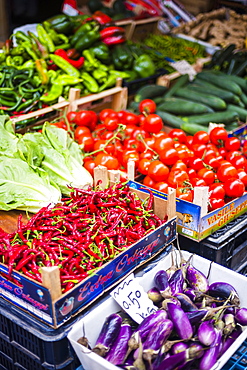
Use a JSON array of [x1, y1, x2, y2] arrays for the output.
[[92, 10, 112, 25], [99, 26, 125, 40], [54, 49, 85, 69]]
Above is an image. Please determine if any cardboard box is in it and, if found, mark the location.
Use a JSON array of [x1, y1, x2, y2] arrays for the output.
[[68, 250, 247, 370], [128, 180, 247, 241], [0, 185, 176, 328]]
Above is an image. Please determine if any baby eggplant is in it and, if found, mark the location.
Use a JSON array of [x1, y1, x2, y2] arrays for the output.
[[106, 320, 133, 365], [147, 287, 163, 304], [171, 341, 189, 355], [175, 293, 198, 312], [199, 322, 223, 370], [223, 313, 236, 336], [186, 264, 209, 293], [153, 347, 202, 370], [167, 302, 193, 340], [197, 320, 216, 346], [235, 307, 247, 326], [154, 270, 172, 298], [169, 269, 185, 295], [208, 282, 240, 306]]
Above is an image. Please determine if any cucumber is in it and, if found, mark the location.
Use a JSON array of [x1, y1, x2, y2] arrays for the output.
[[134, 84, 168, 103], [180, 122, 209, 135], [174, 87, 227, 111], [157, 97, 214, 115], [208, 70, 247, 94], [227, 104, 247, 122], [191, 79, 242, 105], [163, 74, 190, 98], [156, 110, 185, 129], [182, 110, 239, 126], [197, 71, 243, 96]]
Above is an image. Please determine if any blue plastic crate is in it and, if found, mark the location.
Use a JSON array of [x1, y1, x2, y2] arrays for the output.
[[223, 340, 247, 370]]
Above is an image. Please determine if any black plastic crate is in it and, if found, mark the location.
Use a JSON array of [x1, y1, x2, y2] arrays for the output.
[[177, 213, 247, 271], [122, 68, 167, 96], [222, 339, 247, 370], [0, 298, 80, 370]]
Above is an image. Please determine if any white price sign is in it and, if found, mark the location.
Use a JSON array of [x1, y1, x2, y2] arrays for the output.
[[110, 273, 157, 324], [169, 60, 196, 80]]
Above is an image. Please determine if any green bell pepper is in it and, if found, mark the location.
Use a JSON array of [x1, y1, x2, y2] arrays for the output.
[[74, 27, 100, 52], [133, 54, 156, 78], [90, 42, 111, 63], [44, 14, 73, 35]]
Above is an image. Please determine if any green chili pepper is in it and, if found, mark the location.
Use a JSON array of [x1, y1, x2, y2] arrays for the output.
[[36, 24, 55, 53], [98, 74, 116, 92], [44, 14, 73, 35], [55, 74, 82, 86], [109, 70, 131, 79], [89, 42, 110, 62], [70, 22, 95, 47], [74, 27, 100, 52], [22, 41, 39, 60], [35, 59, 49, 85], [82, 49, 100, 69], [81, 71, 99, 93], [43, 21, 69, 45], [49, 54, 81, 78], [14, 31, 32, 45], [133, 54, 156, 78], [92, 69, 108, 84], [40, 82, 63, 103], [6, 55, 24, 68]]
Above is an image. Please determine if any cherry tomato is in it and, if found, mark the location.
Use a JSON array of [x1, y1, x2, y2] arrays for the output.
[[139, 99, 156, 114], [176, 187, 193, 202], [159, 147, 179, 166], [74, 126, 91, 141], [140, 150, 155, 160], [103, 116, 119, 131], [218, 147, 227, 158], [185, 135, 194, 149], [168, 170, 189, 188], [217, 163, 238, 183], [50, 120, 68, 130], [77, 134, 94, 152], [93, 139, 115, 155], [204, 154, 223, 169], [117, 110, 127, 123], [224, 178, 245, 198], [154, 181, 169, 193], [75, 110, 95, 127], [209, 183, 225, 199], [193, 130, 210, 145], [66, 111, 77, 123], [208, 198, 225, 211], [99, 108, 117, 122], [226, 150, 243, 162], [125, 124, 138, 138], [138, 137, 156, 152], [143, 114, 163, 134], [191, 143, 207, 158], [94, 153, 119, 170], [190, 177, 207, 187], [123, 138, 141, 151], [168, 128, 187, 143], [138, 158, 152, 175], [154, 136, 174, 153], [131, 127, 150, 140], [197, 168, 216, 185], [148, 160, 169, 182], [237, 169, 247, 187], [189, 157, 204, 172], [209, 127, 228, 146], [187, 168, 197, 179], [87, 110, 98, 130], [83, 159, 96, 176], [122, 149, 140, 169], [229, 154, 247, 169], [143, 175, 156, 188], [224, 136, 241, 152], [170, 160, 187, 172], [125, 111, 140, 126]]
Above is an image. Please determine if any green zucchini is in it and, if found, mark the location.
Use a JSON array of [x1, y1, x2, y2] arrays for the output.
[[197, 71, 242, 96], [163, 74, 190, 98], [182, 110, 239, 126], [157, 97, 214, 115], [227, 104, 247, 122], [156, 110, 185, 129], [134, 84, 168, 103], [180, 122, 209, 135], [174, 87, 227, 111]]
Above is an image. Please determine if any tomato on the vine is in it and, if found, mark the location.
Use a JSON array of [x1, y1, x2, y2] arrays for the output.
[[77, 134, 94, 152], [176, 187, 193, 202], [99, 108, 117, 122], [142, 114, 163, 134], [94, 152, 119, 170], [148, 160, 169, 182], [74, 126, 91, 142], [168, 128, 187, 143], [122, 149, 140, 169], [209, 127, 228, 146], [93, 139, 115, 155], [154, 136, 174, 153], [75, 110, 95, 128], [125, 111, 140, 126], [123, 138, 141, 151], [139, 99, 156, 114], [103, 116, 119, 131], [138, 137, 156, 152], [83, 159, 96, 176], [66, 111, 77, 123], [50, 120, 68, 130]]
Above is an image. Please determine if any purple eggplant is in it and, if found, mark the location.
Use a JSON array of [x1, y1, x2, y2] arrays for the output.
[[167, 302, 193, 340], [93, 313, 123, 357], [171, 341, 189, 355], [235, 307, 247, 326], [154, 270, 172, 298], [162, 297, 181, 310], [197, 320, 216, 346], [153, 347, 202, 370], [186, 264, 209, 293], [106, 321, 133, 365], [199, 322, 223, 370], [175, 293, 198, 312], [208, 282, 240, 306], [186, 309, 208, 325], [183, 288, 201, 302], [169, 269, 185, 295], [147, 287, 163, 304]]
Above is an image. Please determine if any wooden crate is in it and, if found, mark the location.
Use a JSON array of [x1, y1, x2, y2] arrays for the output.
[[123, 16, 162, 41]]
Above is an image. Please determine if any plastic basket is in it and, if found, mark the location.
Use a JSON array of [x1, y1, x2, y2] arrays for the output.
[[222, 340, 247, 370], [0, 298, 80, 370], [177, 213, 247, 271]]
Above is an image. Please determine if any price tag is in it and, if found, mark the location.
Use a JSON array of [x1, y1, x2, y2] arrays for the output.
[[110, 273, 157, 324], [169, 60, 196, 80]]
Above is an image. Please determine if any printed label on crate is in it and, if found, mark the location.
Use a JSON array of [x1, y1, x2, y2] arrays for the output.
[[110, 273, 157, 324], [54, 218, 176, 326], [169, 60, 197, 80]]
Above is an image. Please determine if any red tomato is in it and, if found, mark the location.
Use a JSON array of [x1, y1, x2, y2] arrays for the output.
[[190, 177, 207, 187], [197, 168, 216, 185], [185, 135, 194, 149], [187, 168, 197, 179], [94, 153, 119, 170], [170, 160, 187, 172], [193, 130, 210, 145], [122, 149, 140, 169], [103, 116, 119, 131], [83, 159, 96, 176], [66, 111, 77, 123], [87, 110, 98, 130], [226, 150, 243, 162], [77, 134, 94, 152], [125, 111, 140, 126], [143, 175, 156, 188], [154, 181, 169, 193], [140, 150, 154, 160], [224, 136, 241, 152], [123, 138, 141, 151], [229, 154, 247, 169], [168, 129, 187, 143], [131, 127, 150, 140], [75, 110, 95, 127], [99, 108, 117, 122], [209, 182, 225, 199], [191, 143, 207, 158], [117, 110, 127, 124], [148, 160, 169, 182], [218, 147, 227, 158], [189, 157, 204, 172], [217, 163, 238, 183], [139, 99, 156, 114], [209, 127, 228, 146], [224, 178, 245, 198], [74, 126, 91, 141], [168, 170, 189, 188], [124, 124, 138, 138], [208, 198, 225, 211], [138, 137, 156, 152], [143, 114, 163, 134], [237, 170, 247, 187], [50, 120, 68, 130], [93, 139, 115, 155], [204, 154, 223, 170], [154, 136, 174, 153], [176, 187, 193, 202], [138, 158, 152, 175], [159, 147, 179, 166]]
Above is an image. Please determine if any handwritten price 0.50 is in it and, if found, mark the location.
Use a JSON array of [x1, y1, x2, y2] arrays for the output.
[[122, 291, 141, 310]]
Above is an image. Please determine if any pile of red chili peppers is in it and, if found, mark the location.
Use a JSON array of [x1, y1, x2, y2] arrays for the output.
[[0, 182, 165, 293]]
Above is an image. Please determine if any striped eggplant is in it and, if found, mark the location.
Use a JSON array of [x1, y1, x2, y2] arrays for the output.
[[171, 341, 189, 355], [186, 309, 208, 325], [153, 347, 202, 370], [208, 282, 240, 306], [147, 287, 163, 304], [167, 302, 193, 340], [106, 320, 133, 365], [235, 307, 247, 326], [154, 270, 172, 298], [199, 321, 224, 370], [92, 313, 123, 357], [175, 293, 198, 312], [162, 297, 181, 310], [169, 269, 185, 295], [197, 320, 216, 346], [186, 264, 209, 293]]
